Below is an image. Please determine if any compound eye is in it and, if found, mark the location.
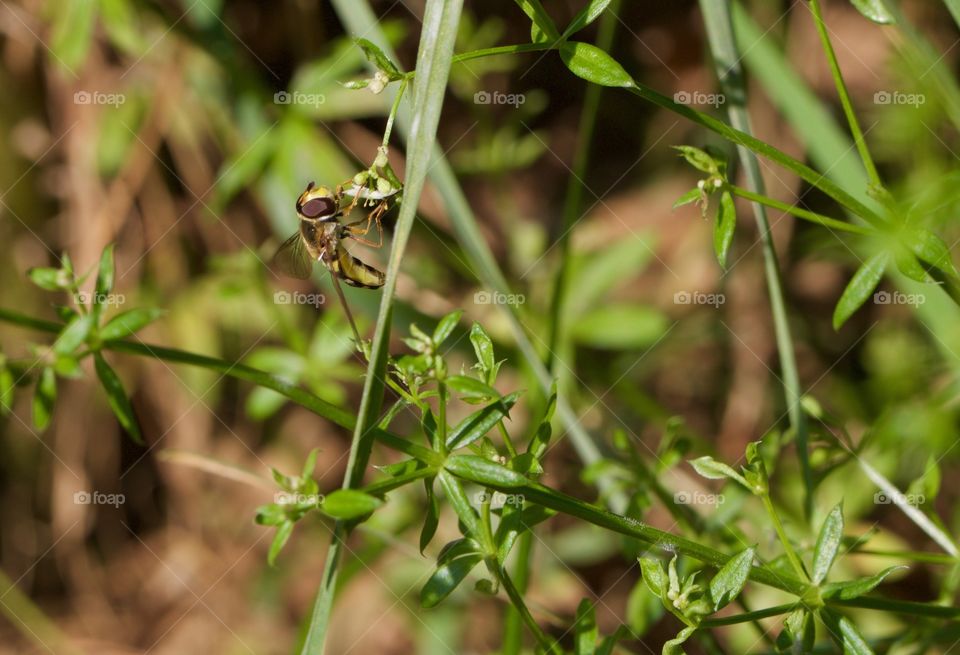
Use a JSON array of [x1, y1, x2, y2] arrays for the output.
[[300, 196, 335, 219]]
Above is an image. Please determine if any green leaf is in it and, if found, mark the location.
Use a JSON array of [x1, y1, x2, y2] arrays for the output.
[[663, 625, 696, 655], [28, 267, 68, 292], [93, 352, 143, 444], [355, 37, 403, 79], [0, 365, 14, 417], [821, 566, 905, 600], [495, 504, 554, 562], [432, 309, 462, 346], [514, 0, 560, 43], [689, 456, 751, 489], [94, 245, 116, 300], [100, 0, 148, 55], [849, 0, 896, 24], [673, 145, 720, 175], [672, 188, 701, 210], [574, 598, 598, 655], [443, 454, 529, 488], [559, 41, 635, 88], [714, 190, 736, 268], [420, 552, 483, 607], [268, 521, 294, 566], [821, 609, 875, 655], [32, 367, 57, 430], [255, 503, 287, 526], [832, 251, 889, 330], [438, 471, 483, 539], [445, 375, 499, 400], [708, 547, 754, 610], [420, 477, 440, 554], [812, 503, 844, 584], [469, 322, 495, 376], [639, 557, 666, 597], [894, 248, 932, 283], [570, 305, 668, 350], [562, 0, 613, 39], [907, 228, 958, 279], [53, 313, 95, 356], [446, 391, 521, 450], [49, 0, 98, 71], [100, 308, 164, 340], [320, 489, 383, 520]]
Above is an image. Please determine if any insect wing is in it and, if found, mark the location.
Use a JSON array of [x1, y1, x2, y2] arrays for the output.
[[272, 232, 314, 279]]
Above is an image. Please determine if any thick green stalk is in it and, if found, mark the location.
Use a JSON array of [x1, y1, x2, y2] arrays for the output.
[[301, 2, 463, 653], [698, 0, 813, 518]]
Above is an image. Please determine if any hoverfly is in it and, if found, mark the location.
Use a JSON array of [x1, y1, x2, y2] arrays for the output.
[[273, 181, 396, 345]]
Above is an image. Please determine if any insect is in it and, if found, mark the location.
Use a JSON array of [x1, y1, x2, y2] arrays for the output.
[[273, 180, 397, 345]]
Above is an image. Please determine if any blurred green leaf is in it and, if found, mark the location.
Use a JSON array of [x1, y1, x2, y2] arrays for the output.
[[565, 235, 654, 315], [639, 557, 666, 597], [574, 598, 598, 655], [708, 547, 754, 610], [28, 267, 68, 292], [562, 0, 613, 39], [420, 477, 440, 554], [850, 0, 896, 24], [49, 0, 98, 71], [832, 251, 889, 330], [100, 0, 148, 55], [714, 190, 736, 268], [355, 38, 403, 79], [100, 308, 163, 341], [268, 521, 294, 566], [570, 305, 667, 350], [0, 364, 13, 417], [907, 228, 958, 279], [321, 489, 383, 520], [445, 375, 499, 400], [93, 352, 142, 444], [32, 367, 56, 430], [812, 503, 844, 584], [514, 0, 560, 42], [53, 313, 94, 355], [559, 41, 634, 88], [432, 310, 462, 345]]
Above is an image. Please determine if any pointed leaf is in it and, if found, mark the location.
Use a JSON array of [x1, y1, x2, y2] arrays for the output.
[[446, 391, 521, 450], [420, 477, 440, 554], [850, 0, 896, 24], [444, 455, 529, 488], [32, 367, 56, 430], [562, 0, 613, 39], [559, 41, 634, 88], [355, 37, 402, 79], [639, 557, 666, 597], [267, 521, 294, 566], [469, 322, 495, 375], [812, 503, 844, 584], [432, 310, 462, 346], [832, 251, 889, 330], [53, 313, 95, 355], [575, 598, 598, 655], [714, 190, 736, 268], [514, 0, 560, 42], [673, 188, 701, 210], [690, 456, 750, 489], [822, 566, 906, 600], [321, 489, 383, 520], [907, 228, 958, 279], [708, 547, 754, 610], [420, 553, 483, 607], [93, 352, 142, 444], [445, 375, 499, 400], [100, 308, 164, 340]]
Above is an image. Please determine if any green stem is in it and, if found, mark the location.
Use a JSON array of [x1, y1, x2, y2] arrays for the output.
[[700, 603, 799, 627], [726, 185, 873, 235], [808, 0, 881, 187], [698, 0, 814, 520], [496, 565, 561, 654], [760, 493, 809, 582], [502, 531, 533, 654], [381, 77, 407, 148]]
